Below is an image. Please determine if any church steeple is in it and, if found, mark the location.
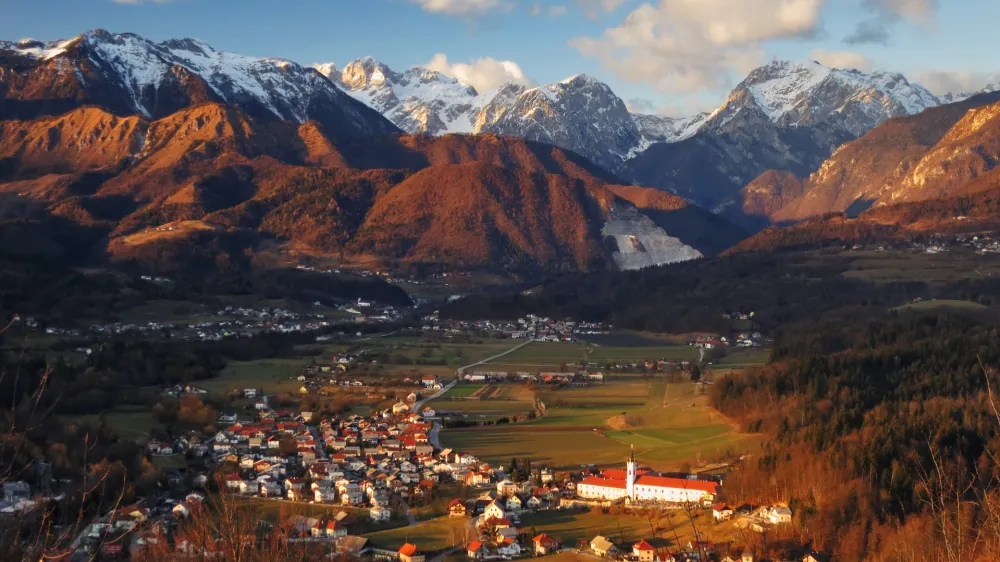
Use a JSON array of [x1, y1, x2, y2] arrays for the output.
[[626, 445, 637, 501]]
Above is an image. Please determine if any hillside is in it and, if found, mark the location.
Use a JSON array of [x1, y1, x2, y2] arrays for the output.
[[0, 102, 738, 276], [727, 184, 1000, 254], [731, 91, 1000, 227]]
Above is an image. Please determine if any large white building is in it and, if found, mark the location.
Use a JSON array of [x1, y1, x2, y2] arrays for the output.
[[577, 448, 718, 504]]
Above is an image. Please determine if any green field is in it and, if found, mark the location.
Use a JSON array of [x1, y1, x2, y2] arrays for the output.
[[363, 515, 468, 550], [441, 380, 757, 470], [480, 341, 700, 372], [197, 358, 308, 395], [587, 345, 699, 363], [62, 409, 158, 440], [441, 384, 484, 398], [891, 299, 990, 312], [840, 251, 1000, 284], [711, 348, 771, 370], [429, 384, 535, 418], [374, 337, 515, 368], [487, 342, 589, 366]]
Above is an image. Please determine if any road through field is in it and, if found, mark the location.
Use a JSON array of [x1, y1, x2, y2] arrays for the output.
[[428, 339, 534, 448], [456, 339, 533, 374]]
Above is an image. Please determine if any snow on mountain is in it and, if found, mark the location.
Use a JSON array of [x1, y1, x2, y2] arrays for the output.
[[628, 113, 710, 158], [318, 57, 480, 135], [322, 61, 643, 169], [1, 38, 80, 60], [940, 80, 1000, 104], [729, 60, 940, 137], [622, 60, 949, 212], [478, 74, 641, 170], [0, 30, 397, 137]]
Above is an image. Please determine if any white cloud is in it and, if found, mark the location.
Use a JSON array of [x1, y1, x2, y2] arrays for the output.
[[810, 48, 873, 71], [626, 98, 657, 113], [868, 0, 937, 25], [917, 70, 997, 96], [425, 53, 534, 92], [576, 0, 631, 18], [570, 0, 825, 94], [845, 0, 937, 44], [410, 0, 508, 16], [549, 4, 568, 16], [528, 2, 568, 16]]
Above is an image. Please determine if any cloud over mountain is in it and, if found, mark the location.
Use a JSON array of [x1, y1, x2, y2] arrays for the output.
[[810, 49, 874, 71], [425, 53, 533, 92], [570, 0, 825, 94]]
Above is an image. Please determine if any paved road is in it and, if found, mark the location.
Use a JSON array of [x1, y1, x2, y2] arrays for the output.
[[414, 380, 457, 413], [428, 547, 462, 562], [400, 500, 417, 526], [355, 330, 398, 342], [424, 340, 535, 450], [456, 339, 533, 375]]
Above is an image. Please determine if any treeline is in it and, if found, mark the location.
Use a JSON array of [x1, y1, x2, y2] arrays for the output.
[[712, 311, 1000, 560], [443, 251, 998, 333]]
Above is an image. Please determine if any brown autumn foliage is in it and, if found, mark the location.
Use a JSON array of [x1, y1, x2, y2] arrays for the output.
[[730, 91, 1000, 226], [0, 102, 734, 274], [727, 184, 1000, 254]]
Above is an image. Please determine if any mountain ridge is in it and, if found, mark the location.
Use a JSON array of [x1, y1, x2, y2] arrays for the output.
[[0, 101, 744, 276]]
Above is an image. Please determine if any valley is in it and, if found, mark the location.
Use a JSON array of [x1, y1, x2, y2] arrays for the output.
[[4, 17, 1000, 562]]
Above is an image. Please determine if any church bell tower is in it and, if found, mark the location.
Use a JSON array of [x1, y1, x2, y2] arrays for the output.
[[626, 445, 637, 501]]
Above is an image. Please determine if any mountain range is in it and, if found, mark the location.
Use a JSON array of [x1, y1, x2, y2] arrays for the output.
[[0, 30, 747, 277], [3, 29, 1000, 276], [322, 56, 966, 213]]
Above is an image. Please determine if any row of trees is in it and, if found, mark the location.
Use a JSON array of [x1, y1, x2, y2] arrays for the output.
[[713, 311, 1000, 560]]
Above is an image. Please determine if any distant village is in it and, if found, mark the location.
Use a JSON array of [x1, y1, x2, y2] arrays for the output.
[[39, 376, 808, 561]]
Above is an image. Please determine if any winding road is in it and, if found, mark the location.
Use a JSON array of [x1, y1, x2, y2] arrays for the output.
[[424, 339, 535, 449]]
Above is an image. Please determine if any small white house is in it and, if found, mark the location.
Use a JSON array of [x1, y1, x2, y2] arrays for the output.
[[370, 505, 391, 522]]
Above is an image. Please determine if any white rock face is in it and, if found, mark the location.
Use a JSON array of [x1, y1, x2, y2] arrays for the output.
[[601, 207, 702, 271]]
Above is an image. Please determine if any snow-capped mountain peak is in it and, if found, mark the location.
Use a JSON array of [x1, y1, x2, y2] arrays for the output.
[[710, 59, 941, 138], [322, 56, 483, 135], [0, 30, 398, 137]]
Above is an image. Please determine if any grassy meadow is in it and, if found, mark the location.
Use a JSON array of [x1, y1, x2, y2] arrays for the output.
[[441, 378, 758, 471]]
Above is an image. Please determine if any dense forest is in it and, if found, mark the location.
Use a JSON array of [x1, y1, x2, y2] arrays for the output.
[[442, 251, 1000, 333], [713, 311, 1000, 560]]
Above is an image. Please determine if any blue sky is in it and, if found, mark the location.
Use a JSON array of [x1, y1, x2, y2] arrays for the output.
[[2, 0, 997, 115]]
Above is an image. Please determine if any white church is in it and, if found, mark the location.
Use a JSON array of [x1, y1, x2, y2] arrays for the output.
[[577, 447, 719, 504]]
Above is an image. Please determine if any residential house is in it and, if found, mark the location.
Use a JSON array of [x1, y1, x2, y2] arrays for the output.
[[467, 540, 485, 560], [370, 505, 391, 522], [533, 534, 560, 556], [399, 543, 425, 562], [223, 474, 248, 494], [768, 506, 792, 525], [526, 496, 544, 510], [448, 499, 467, 518], [497, 539, 521, 557], [505, 495, 522, 511], [590, 536, 617, 558], [323, 520, 347, 539], [483, 500, 505, 521], [712, 503, 734, 522], [633, 540, 656, 562]]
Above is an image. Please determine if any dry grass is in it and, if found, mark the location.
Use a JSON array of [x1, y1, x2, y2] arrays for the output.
[[119, 220, 219, 246]]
